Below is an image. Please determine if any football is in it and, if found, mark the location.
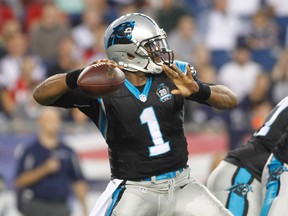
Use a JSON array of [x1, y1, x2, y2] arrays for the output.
[[77, 63, 125, 98]]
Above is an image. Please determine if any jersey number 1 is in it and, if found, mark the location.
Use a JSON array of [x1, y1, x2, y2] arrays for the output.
[[140, 107, 170, 156]]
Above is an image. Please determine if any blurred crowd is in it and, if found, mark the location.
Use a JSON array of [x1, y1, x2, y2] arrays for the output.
[[0, 0, 288, 149]]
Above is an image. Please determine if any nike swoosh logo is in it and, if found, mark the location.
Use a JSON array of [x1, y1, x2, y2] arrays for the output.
[[74, 104, 91, 107], [180, 183, 188, 189]]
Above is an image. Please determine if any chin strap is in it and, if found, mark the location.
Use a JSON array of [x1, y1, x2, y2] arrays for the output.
[[118, 60, 163, 74]]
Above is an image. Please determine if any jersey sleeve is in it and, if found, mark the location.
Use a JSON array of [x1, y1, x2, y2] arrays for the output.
[[50, 88, 101, 127], [50, 88, 94, 108]]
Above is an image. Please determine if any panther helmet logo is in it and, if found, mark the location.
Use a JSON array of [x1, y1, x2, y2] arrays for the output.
[[107, 21, 135, 48]]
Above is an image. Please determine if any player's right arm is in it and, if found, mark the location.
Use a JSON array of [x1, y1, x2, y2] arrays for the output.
[[34, 59, 118, 106], [33, 73, 70, 106]]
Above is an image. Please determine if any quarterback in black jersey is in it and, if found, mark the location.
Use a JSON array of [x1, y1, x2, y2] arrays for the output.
[[207, 96, 288, 216], [33, 13, 237, 216]]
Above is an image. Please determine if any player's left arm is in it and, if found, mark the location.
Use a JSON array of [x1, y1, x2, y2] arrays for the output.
[[162, 64, 238, 109], [206, 84, 238, 109]]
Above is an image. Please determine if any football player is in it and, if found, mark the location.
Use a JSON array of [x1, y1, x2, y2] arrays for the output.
[[207, 96, 288, 216], [33, 13, 237, 216], [260, 125, 288, 216]]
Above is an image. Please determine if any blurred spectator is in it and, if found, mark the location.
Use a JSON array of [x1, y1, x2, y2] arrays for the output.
[[246, 9, 278, 50], [1, 19, 22, 41], [203, 0, 243, 69], [192, 44, 216, 83], [0, 19, 22, 58], [20, 0, 52, 8], [265, 0, 288, 46], [54, 0, 84, 26], [15, 107, 88, 216], [133, 0, 155, 18], [271, 48, 288, 104], [4, 0, 24, 19], [184, 45, 226, 129], [227, 0, 261, 18], [1, 27, 39, 121], [155, 0, 189, 34], [117, 1, 137, 16], [0, 57, 44, 121], [0, 32, 45, 90], [183, 0, 212, 19], [246, 9, 278, 71], [241, 72, 272, 129], [168, 15, 202, 65], [85, 0, 117, 25], [47, 36, 84, 77], [71, 8, 103, 53], [217, 44, 263, 103], [0, 174, 21, 216], [29, 2, 70, 69], [86, 23, 107, 63], [217, 44, 264, 149], [0, 1, 15, 33]]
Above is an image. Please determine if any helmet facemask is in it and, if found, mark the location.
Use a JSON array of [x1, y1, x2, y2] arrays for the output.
[[136, 33, 174, 69]]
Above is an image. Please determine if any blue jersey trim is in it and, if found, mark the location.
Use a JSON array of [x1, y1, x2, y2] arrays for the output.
[[124, 76, 152, 102], [260, 156, 282, 216], [174, 60, 188, 75], [97, 98, 107, 138], [105, 186, 124, 216]]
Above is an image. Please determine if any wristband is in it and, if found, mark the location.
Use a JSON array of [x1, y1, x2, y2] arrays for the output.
[[65, 69, 83, 89], [192, 81, 211, 101]]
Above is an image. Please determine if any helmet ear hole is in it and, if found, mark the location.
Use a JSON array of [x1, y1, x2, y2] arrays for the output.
[[127, 53, 135, 60]]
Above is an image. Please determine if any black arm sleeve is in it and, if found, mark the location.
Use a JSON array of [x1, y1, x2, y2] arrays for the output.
[[49, 88, 100, 126], [50, 88, 94, 108]]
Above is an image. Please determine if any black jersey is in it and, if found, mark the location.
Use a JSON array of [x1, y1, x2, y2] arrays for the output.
[[52, 65, 202, 180], [225, 96, 288, 181]]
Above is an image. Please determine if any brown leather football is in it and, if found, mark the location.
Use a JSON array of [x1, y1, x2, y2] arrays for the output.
[[77, 63, 125, 98]]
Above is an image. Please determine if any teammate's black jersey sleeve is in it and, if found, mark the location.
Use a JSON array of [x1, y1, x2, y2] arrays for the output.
[[225, 96, 288, 180]]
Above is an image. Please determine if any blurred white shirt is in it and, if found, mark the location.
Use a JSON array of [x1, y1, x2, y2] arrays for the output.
[[0, 56, 45, 90], [227, 0, 261, 17], [72, 25, 95, 51], [266, 0, 288, 17], [217, 61, 262, 102], [205, 11, 242, 51]]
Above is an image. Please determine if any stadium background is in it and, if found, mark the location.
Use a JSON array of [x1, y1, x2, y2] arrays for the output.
[[0, 0, 288, 215]]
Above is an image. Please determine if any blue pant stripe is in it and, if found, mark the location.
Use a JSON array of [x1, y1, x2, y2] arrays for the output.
[[260, 156, 282, 216], [227, 167, 252, 216], [105, 186, 124, 216]]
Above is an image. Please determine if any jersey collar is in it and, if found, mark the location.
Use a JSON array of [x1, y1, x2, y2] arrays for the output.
[[124, 77, 152, 102]]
